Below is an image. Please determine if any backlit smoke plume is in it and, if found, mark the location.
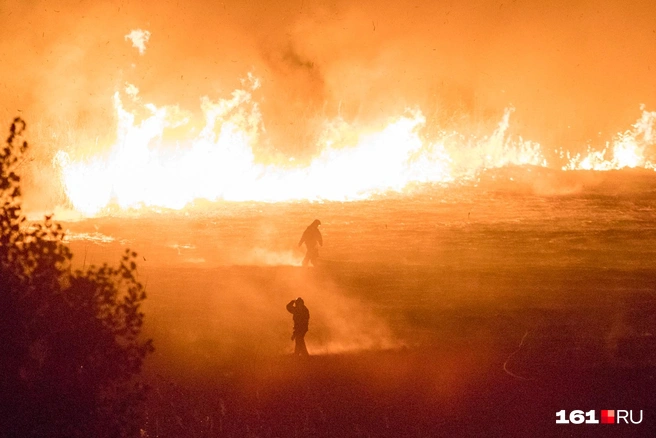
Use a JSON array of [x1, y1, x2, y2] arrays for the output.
[[124, 29, 151, 55], [142, 262, 404, 364]]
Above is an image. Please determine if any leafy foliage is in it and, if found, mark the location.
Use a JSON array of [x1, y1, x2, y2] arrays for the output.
[[0, 118, 153, 437]]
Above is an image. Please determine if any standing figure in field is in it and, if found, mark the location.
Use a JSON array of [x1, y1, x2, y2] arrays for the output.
[[298, 219, 322, 267], [286, 297, 310, 356]]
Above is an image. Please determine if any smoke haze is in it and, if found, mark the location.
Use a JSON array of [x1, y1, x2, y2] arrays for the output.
[[2, 0, 655, 156]]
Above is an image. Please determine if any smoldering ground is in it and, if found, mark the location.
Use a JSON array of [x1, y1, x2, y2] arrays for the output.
[[59, 175, 656, 373], [141, 265, 402, 373], [46, 174, 656, 435], [60, 212, 405, 374]]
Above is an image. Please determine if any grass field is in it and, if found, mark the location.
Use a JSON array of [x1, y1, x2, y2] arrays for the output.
[[61, 170, 656, 436]]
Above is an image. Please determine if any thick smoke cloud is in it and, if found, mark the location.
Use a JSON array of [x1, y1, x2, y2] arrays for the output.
[[1, 0, 655, 164]]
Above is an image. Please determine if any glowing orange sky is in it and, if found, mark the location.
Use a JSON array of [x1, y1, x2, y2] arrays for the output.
[[1, 0, 655, 157]]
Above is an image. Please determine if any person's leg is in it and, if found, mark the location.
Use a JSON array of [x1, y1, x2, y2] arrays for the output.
[[294, 335, 301, 354], [309, 247, 319, 266], [302, 250, 310, 267], [296, 333, 309, 355]]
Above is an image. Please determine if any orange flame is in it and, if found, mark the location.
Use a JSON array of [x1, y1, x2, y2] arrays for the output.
[[54, 77, 655, 217], [562, 107, 656, 171]]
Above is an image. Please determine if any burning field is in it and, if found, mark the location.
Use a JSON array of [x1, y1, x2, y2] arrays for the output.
[[45, 170, 656, 436], [2, 0, 656, 436]]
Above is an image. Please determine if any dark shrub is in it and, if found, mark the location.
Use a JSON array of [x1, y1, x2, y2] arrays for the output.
[[0, 118, 153, 438]]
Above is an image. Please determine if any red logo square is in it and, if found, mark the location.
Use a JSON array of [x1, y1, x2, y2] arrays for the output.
[[601, 410, 615, 424]]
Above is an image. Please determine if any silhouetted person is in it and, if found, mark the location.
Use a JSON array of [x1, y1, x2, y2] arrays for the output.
[[298, 219, 322, 267], [287, 297, 310, 356]]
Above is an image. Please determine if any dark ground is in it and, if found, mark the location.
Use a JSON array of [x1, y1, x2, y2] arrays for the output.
[[136, 264, 656, 438], [60, 172, 656, 437]]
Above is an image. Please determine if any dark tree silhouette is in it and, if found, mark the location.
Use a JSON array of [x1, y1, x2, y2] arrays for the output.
[[0, 118, 153, 438]]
